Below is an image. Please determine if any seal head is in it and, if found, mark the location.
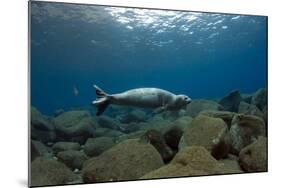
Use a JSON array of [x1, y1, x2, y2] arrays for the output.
[[170, 94, 192, 110]]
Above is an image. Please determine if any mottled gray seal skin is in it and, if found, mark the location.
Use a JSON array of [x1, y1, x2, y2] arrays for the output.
[[92, 85, 192, 116]]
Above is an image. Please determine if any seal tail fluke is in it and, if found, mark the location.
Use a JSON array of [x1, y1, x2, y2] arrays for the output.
[[92, 85, 110, 116]]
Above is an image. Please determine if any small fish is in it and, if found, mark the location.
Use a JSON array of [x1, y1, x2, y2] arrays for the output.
[[73, 85, 79, 96]]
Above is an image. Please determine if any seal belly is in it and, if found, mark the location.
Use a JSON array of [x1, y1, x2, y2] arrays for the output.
[[111, 88, 164, 108]]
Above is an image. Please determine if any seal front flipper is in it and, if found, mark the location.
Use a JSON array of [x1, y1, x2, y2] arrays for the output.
[[153, 105, 168, 114], [92, 85, 111, 116]]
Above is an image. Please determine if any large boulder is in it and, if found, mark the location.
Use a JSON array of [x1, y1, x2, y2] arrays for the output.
[[31, 140, 52, 160], [140, 146, 222, 179], [120, 122, 146, 133], [179, 115, 230, 159], [251, 88, 267, 111], [218, 158, 243, 174], [31, 107, 56, 143], [31, 158, 77, 187], [84, 137, 115, 157], [82, 139, 164, 182], [145, 114, 173, 131], [219, 90, 242, 112], [97, 115, 124, 131], [238, 101, 264, 119], [53, 111, 95, 144], [115, 130, 146, 143], [57, 150, 88, 170], [199, 110, 236, 128], [52, 142, 81, 154], [140, 129, 174, 163], [263, 106, 268, 136], [239, 136, 267, 172], [185, 99, 223, 117], [118, 109, 147, 123], [93, 127, 124, 138], [162, 116, 193, 150], [241, 93, 253, 103], [229, 114, 266, 154]]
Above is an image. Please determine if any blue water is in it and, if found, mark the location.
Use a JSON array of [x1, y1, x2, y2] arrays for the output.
[[30, 2, 267, 115]]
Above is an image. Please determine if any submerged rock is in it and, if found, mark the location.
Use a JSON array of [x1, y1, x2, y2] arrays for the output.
[[52, 142, 81, 154], [239, 136, 267, 172], [31, 106, 56, 143], [238, 101, 264, 118], [161, 116, 192, 150], [97, 115, 124, 131], [251, 88, 267, 111], [53, 111, 95, 144], [179, 115, 230, 159], [263, 106, 268, 136], [199, 110, 236, 128], [57, 150, 88, 170], [54, 109, 64, 117], [219, 90, 242, 112], [82, 139, 164, 182], [144, 115, 173, 132], [185, 99, 223, 117], [241, 93, 253, 104], [115, 130, 146, 143], [141, 146, 222, 179], [84, 137, 115, 157], [118, 109, 147, 123], [140, 129, 174, 163], [121, 122, 146, 133], [93, 127, 124, 138], [163, 126, 184, 150], [218, 158, 243, 174], [31, 140, 52, 160], [229, 114, 266, 154], [31, 158, 77, 187]]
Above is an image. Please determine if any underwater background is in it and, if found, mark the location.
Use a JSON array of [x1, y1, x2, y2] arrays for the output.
[[31, 1, 267, 115], [30, 1, 268, 187]]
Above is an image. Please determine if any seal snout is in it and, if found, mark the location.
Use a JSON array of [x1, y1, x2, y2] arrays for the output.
[[186, 97, 192, 104]]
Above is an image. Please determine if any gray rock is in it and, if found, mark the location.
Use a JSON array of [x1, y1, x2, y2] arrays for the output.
[[54, 109, 64, 117], [219, 90, 242, 112], [263, 106, 268, 136], [140, 129, 174, 163], [162, 116, 193, 150], [93, 127, 124, 138], [82, 139, 164, 182], [97, 115, 123, 131], [179, 115, 230, 159], [31, 158, 77, 187], [238, 101, 264, 118], [218, 158, 243, 174], [241, 93, 253, 103], [120, 122, 145, 133], [141, 146, 222, 179], [53, 111, 95, 144], [31, 107, 56, 143], [57, 150, 88, 170], [118, 109, 147, 123], [31, 140, 52, 160], [199, 110, 236, 128], [185, 99, 223, 117], [115, 130, 146, 143], [239, 136, 267, 172], [229, 114, 266, 154], [144, 115, 173, 131], [251, 88, 267, 111], [84, 137, 115, 157], [52, 142, 81, 154]]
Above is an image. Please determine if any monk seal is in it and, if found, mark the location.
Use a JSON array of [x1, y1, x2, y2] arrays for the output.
[[92, 85, 192, 116]]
